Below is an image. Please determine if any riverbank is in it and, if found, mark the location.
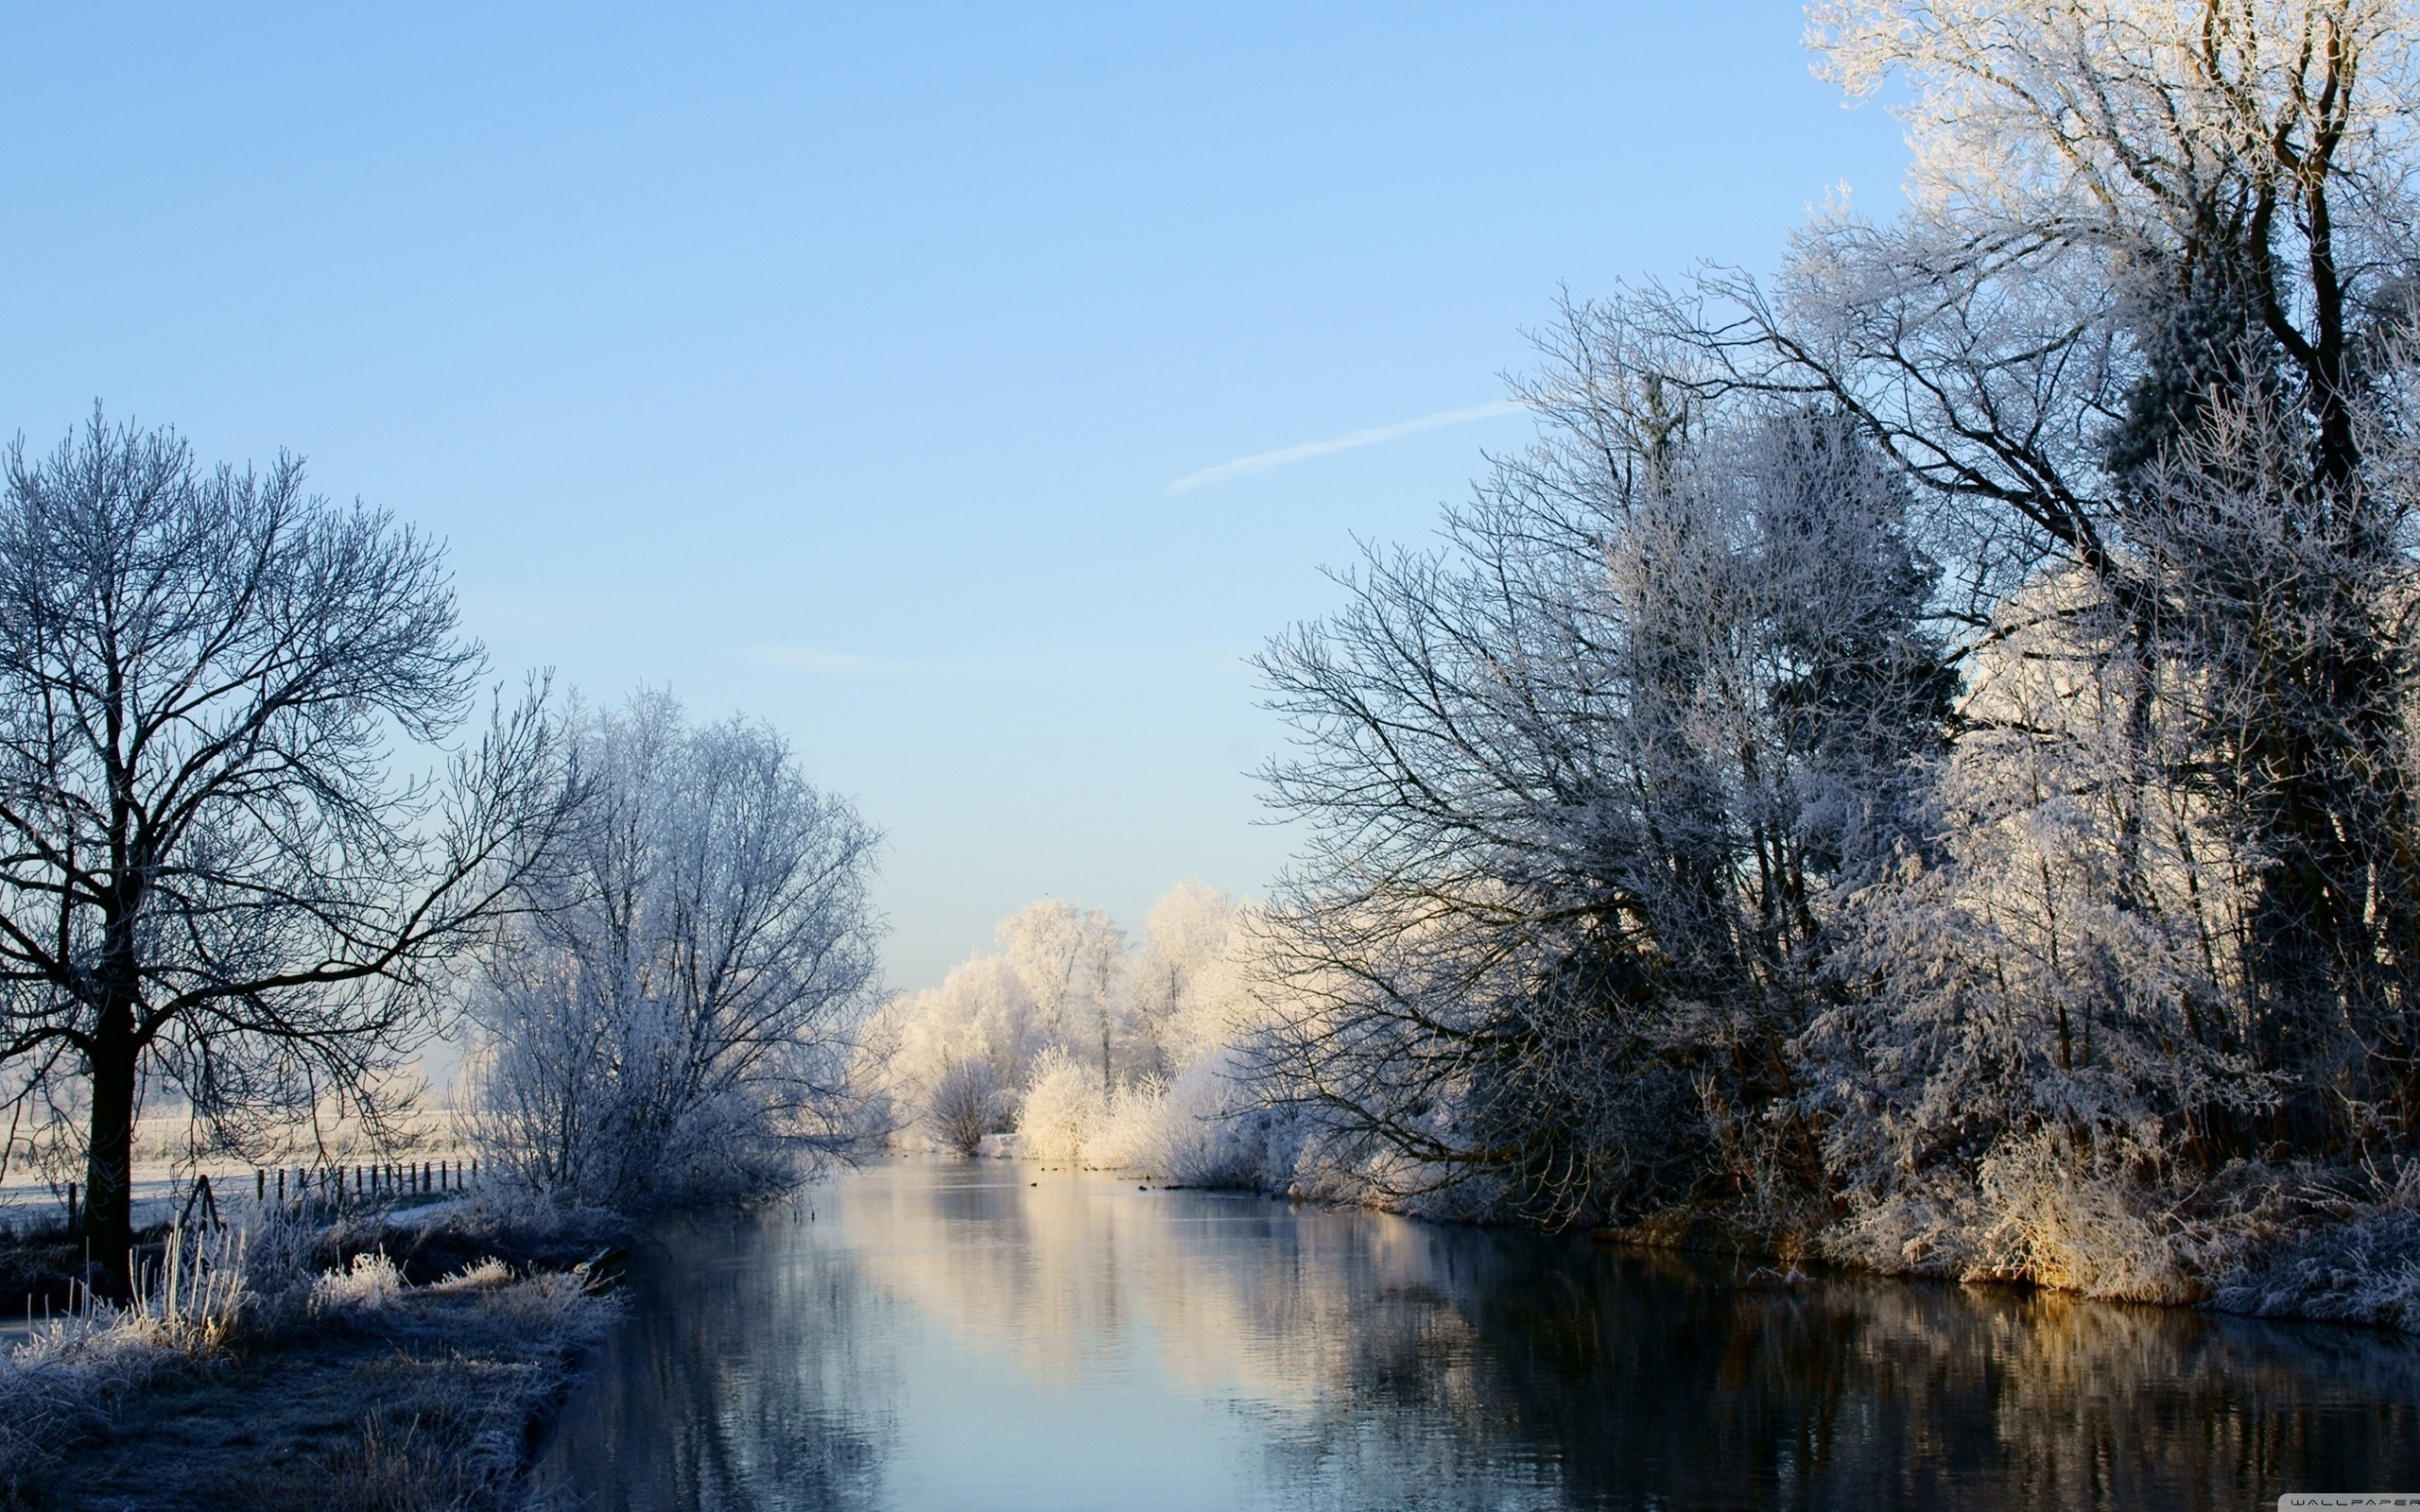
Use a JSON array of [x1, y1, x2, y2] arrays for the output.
[[0, 1201, 622, 1512], [976, 1124, 2420, 1336], [1589, 1155, 2420, 1335]]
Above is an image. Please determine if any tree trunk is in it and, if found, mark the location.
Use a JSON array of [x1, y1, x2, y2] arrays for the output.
[[82, 998, 139, 1295]]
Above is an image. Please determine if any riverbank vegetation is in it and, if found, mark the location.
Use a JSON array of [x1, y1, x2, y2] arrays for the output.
[[871, 0, 2420, 1333], [1232, 0, 2420, 1332]]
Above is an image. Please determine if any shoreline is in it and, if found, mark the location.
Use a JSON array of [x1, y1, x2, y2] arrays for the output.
[[960, 1147, 2420, 1338], [0, 1200, 623, 1512]]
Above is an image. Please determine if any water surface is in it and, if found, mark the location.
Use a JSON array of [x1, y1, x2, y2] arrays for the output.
[[537, 1157, 2418, 1510]]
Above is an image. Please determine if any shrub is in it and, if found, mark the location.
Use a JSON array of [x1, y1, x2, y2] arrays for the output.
[[314, 1250, 407, 1314], [927, 1058, 1011, 1156], [1016, 1050, 1107, 1164]]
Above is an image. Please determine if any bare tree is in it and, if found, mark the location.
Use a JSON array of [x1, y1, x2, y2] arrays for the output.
[[925, 1057, 1008, 1155], [0, 411, 572, 1283]]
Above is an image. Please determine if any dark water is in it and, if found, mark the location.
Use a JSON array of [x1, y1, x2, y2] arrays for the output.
[[535, 1158, 2418, 1511]]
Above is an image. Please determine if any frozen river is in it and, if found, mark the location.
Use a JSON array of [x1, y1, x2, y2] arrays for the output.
[[535, 1157, 2419, 1511]]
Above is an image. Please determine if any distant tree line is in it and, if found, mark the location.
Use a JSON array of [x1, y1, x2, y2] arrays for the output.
[[863, 883, 1251, 1162]]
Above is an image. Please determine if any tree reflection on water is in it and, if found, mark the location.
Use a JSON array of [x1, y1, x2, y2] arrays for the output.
[[537, 1159, 2419, 1511]]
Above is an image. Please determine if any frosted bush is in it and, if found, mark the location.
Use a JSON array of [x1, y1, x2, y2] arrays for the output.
[[1818, 1187, 1977, 1278], [926, 1058, 1011, 1156], [1015, 1051, 1201, 1171], [2214, 1209, 2420, 1331], [997, 1038, 1335, 1190], [429, 1257, 513, 1293], [237, 1206, 323, 1304], [1147, 1048, 1291, 1189], [312, 1249, 406, 1314], [1969, 1130, 2200, 1301], [2212, 1163, 2420, 1332], [477, 1270, 596, 1334], [1084, 1077, 1175, 1172], [1818, 1126, 2260, 1304], [1017, 1049, 1108, 1164]]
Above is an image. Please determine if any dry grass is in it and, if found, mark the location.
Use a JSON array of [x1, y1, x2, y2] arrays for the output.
[[0, 1221, 259, 1501], [236, 1412, 489, 1512], [2209, 1160, 2420, 1331], [0, 1209, 615, 1512], [309, 1250, 407, 1314]]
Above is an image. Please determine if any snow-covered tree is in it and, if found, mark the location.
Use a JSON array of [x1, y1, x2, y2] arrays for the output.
[[926, 1057, 1011, 1156], [1664, 0, 2420, 1155], [997, 900, 1130, 1091], [1251, 320, 1954, 1228], [869, 885, 1280, 1166], [860, 952, 1047, 1144], [1128, 883, 1248, 1081], [467, 691, 883, 1210]]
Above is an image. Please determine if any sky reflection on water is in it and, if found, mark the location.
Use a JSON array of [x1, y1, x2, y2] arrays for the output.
[[535, 1158, 2419, 1511]]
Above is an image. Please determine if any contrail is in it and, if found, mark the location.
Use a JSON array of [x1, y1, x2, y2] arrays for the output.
[[1164, 399, 1522, 495]]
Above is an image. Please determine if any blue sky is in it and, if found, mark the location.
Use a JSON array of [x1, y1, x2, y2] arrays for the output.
[[0, 4, 1910, 988]]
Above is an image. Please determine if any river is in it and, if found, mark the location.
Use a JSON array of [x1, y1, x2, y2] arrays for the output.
[[533, 1157, 2419, 1510]]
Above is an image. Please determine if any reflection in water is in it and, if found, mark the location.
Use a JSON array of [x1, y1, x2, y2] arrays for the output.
[[536, 1159, 2420, 1511]]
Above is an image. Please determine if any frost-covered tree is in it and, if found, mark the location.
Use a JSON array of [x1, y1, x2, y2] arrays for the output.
[[1128, 883, 1246, 1081], [1235, 1, 2420, 1300], [1665, 0, 2420, 1157], [468, 691, 882, 1210], [997, 900, 1129, 1091], [880, 948, 1050, 1103], [860, 952, 1046, 1144], [1253, 319, 1954, 1227], [925, 1057, 1010, 1156], [1809, 565, 2282, 1271], [868, 885, 1272, 1162], [1701, 0, 2420, 590]]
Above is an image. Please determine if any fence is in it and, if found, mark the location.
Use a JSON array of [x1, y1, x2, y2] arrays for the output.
[[19, 1157, 491, 1238]]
